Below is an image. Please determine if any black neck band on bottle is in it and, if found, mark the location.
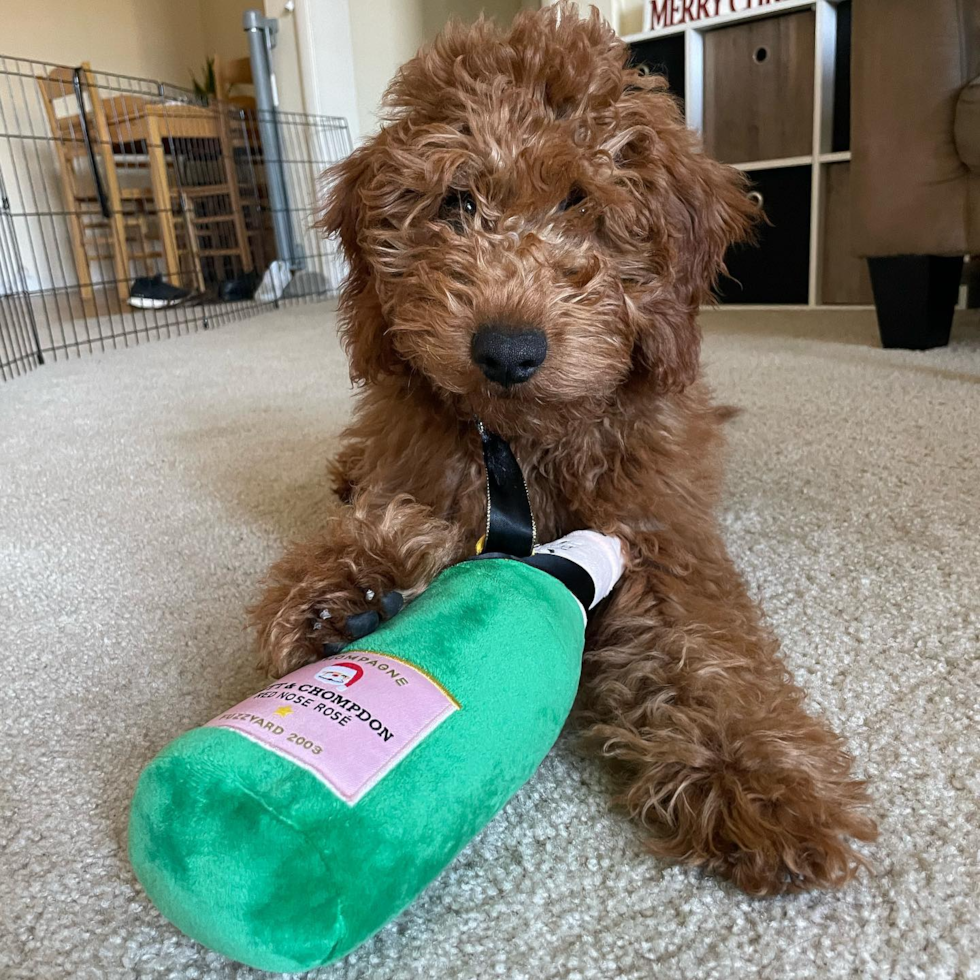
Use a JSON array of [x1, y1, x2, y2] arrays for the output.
[[517, 552, 595, 612]]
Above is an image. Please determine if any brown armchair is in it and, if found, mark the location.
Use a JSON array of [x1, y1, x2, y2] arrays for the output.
[[851, 0, 979, 348]]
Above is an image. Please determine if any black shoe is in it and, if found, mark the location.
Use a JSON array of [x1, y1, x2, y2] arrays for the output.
[[128, 275, 191, 309]]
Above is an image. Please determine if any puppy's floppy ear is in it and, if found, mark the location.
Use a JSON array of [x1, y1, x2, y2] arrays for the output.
[[320, 144, 371, 271], [618, 79, 758, 391], [320, 141, 404, 384]]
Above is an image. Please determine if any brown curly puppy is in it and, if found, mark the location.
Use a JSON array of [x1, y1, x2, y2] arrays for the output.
[[250, 3, 877, 896]]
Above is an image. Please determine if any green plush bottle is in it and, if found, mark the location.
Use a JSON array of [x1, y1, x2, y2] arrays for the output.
[[128, 531, 624, 973]]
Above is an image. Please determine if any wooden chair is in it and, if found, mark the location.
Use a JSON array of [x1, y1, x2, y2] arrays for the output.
[[37, 64, 250, 302], [213, 55, 268, 272], [89, 68, 253, 289], [179, 106, 256, 287]]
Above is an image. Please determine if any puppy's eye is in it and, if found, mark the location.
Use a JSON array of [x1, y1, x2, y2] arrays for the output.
[[439, 190, 477, 231], [558, 186, 587, 213]]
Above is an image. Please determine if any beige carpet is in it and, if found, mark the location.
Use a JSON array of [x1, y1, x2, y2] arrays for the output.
[[2, 303, 978, 980]]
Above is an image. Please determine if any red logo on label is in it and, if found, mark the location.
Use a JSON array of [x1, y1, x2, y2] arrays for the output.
[[314, 661, 364, 688]]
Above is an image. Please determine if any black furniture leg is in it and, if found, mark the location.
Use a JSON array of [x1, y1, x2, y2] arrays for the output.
[[964, 257, 980, 309], [867, 255, 963, 350]]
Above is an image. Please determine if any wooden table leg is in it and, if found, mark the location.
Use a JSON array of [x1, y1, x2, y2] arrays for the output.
[[145, 114, 182, 287]]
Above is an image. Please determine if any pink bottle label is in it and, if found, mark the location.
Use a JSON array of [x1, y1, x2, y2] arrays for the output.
[[206, 652, 460, 805]]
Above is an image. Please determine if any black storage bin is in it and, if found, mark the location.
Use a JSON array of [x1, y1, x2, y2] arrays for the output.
[[832, 0, 853, 153], [628, 35, 685, 106], [717, 165, 811, 305]]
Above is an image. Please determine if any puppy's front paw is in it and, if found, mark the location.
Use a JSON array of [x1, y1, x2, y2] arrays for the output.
[[315, 588, 405, 655], [250, 495, 463, 677], [248, 557, 404, 677]]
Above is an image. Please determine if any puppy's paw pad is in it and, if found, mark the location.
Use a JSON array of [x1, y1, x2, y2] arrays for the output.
[[312, 589, 405, 650], [346, 609, 380, 639], [380, 591, 404, 618]]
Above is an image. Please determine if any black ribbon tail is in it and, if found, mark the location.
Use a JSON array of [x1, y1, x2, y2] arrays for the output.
[[478, 422, 535, 558]]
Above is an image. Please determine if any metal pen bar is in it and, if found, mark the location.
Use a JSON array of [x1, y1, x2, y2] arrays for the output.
[[0, 49, 351, 382]]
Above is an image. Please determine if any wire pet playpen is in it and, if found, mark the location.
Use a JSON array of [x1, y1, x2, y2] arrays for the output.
[[0, 52, 352, 382]]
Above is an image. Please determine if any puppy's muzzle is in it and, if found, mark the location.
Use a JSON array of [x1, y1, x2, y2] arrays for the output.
[[471, 324, 547, 388]]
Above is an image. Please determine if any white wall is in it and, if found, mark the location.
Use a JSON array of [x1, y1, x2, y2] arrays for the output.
[[348, 0, 534, 136], [200, 0, 257, 65], [276, 0, 540, 141], [1, 0, 300, 98], [542, 0, 637, 34], [265, 0, 361, 136], [1, 0, 210, 84], [347, 0, 429, 137], [615, 0, 646, 34]]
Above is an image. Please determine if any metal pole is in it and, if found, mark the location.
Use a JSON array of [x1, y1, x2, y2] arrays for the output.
[[244, 9, 298, 269]]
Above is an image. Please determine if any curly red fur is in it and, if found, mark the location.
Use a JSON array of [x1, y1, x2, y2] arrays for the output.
[[250, 3, 876, 895]]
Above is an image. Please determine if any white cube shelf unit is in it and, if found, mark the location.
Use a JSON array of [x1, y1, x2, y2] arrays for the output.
[[623, 0, 873, 307]]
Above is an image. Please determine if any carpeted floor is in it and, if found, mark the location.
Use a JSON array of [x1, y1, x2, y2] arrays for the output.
[[2, 303, 978, 980]]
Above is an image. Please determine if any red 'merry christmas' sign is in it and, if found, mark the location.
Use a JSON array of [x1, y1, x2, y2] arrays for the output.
[[649, 0, 793, 30]]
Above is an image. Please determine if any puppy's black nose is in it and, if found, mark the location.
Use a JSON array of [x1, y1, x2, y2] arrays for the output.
[[471, 325, 547, 387]]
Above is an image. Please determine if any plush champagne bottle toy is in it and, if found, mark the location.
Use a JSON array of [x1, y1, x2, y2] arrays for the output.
[[129, 530, 624, 973]]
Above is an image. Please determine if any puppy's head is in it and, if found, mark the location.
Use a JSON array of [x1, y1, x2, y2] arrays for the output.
[[322, 3, 756, 426]]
